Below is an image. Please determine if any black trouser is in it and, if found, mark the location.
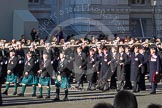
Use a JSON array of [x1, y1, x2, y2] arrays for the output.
[[110, 72, 117, 89], [133, 81, 140, 92], [151, 82, 156, 93], [139, 74, 146, 90], [76, 74, 85, 88], [124, 67, 132, 89]]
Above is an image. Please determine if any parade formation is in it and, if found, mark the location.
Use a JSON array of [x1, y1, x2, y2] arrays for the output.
[[0, 31, 162, 105]]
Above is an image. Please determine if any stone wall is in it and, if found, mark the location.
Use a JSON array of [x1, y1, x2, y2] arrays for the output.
[[29, 0, 162, 37], [0, 0, 28, 40]]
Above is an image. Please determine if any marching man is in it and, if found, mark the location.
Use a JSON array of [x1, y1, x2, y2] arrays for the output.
[[130, 46, 144, 93], [54, 52, 71, 101], [3, 49, 18, 95], [37, 52, 54, 99], [140, 45, 160, 94], [18, 51, 38, 97]]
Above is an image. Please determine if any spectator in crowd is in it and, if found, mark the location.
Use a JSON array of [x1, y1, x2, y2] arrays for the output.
[[39, 39, 45, 46], [55, 27, 64, 43], [30, 28, 39, 42], [113, 90, 138, 108], [51, 36, 58, 44], [19, 35, 25, 42], [26, 40, 32, 46], [93, 102, 114, 108]]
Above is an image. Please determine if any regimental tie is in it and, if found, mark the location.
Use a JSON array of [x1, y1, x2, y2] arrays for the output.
[[2, 50, 4, 57], [113, 53, 116, 59], [42, 62, 45, 67], [8, 57, 13, 63], [60, 59, 64, 68]]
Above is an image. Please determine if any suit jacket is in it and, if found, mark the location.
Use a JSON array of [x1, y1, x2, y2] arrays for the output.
[[31, 50, 40, 72], [74, 52, 87, 70], [40, 59, 54, 77], [0, 49, 8, 59], [57, 59, 70, 77], [7, 56, 18, 73], [24, 57, 35, 75], [100, 53, 111, 72], [87, 54, 97, 69], [116, 52, 127, 80], [148, 54, 160, 81], [109, 52, 118, 73], [100, 53, 112, 80], [16, 49, 25, 75], [140, 52, 149, 74], [130, 53, 144, 81]]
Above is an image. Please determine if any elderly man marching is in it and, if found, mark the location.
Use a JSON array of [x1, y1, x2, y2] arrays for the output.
[[116, 46, 127, 91], [2, 49, 18, 95], [18, 51, 38, 97], [130, 46, 144, 93], [140, 45, 160, 94], [37, 52, 54, 99], [54, 52, 71, 101]]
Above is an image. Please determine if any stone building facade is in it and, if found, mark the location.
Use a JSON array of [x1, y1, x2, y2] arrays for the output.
[[28, 0, 162, 38]]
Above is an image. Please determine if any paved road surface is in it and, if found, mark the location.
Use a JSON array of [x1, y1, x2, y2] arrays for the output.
[[1, 82, 162, 108]]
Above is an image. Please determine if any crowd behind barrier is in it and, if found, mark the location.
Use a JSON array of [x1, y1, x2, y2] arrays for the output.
[[1, 28, 162, 106]]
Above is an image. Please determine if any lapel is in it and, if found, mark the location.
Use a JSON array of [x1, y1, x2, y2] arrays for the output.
[[9, 56, 14, 63], [26, 58, 31, 66]]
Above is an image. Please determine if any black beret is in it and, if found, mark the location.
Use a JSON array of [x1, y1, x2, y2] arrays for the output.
[[150, 45, 157, 49], [10, 49, 15, 53], [139, 45, 145, 49]]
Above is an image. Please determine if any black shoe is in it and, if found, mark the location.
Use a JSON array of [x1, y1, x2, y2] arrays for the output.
[[37, 95, 43, 98], [116, 89, 121, 92], [136, 89, 140, 92], [99, 87, 104, 91], [110, 86, 116, 89], [91, 88, 96, 91], [133, 90, 140, 93], [75, 85, 79, 89], [53, 98, 60, 102], [87, 88, 92, 91], [140, 89, 146, 91], [45, 96, 50, 99], [150, 91, 156, 94], [18, 93, 24, 97], [92, 85, 96, 90], [12, 92, 17, 95], [124, 86, 132, 90], [155, 84, 158, 88], [96, 85, 101, 90], [63, 97, 69, 101], [103, 85, 110, 91], [32, 94, 36, 97], [2, 91, 8, 95], [133, 90, 137, 93]]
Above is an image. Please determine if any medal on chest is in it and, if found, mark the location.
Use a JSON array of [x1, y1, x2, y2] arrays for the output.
[[135, 58, 138, 61], [120, 56, 123, 60], [151, 55, 157, 62]]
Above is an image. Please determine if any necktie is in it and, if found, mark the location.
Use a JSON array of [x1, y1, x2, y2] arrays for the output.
[[60, 60, 63, 67], [2, 50, 4, 57]]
